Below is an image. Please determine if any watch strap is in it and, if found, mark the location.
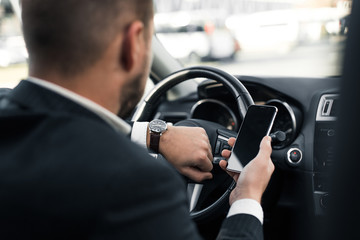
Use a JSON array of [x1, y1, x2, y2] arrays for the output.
[[149, 132, 161, 153]]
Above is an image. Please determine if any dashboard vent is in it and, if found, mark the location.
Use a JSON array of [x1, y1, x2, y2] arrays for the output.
[[316, 94, 339, 121]]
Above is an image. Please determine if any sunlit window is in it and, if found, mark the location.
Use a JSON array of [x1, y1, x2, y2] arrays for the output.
[[0, 0, 352, 89], [0, 0, 27, 88], [154, 0, 351, 77]]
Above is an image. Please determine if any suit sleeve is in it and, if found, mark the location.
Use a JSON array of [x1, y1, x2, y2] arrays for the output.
[[217, 214, 263, 240], [88, 132, 203, 240]]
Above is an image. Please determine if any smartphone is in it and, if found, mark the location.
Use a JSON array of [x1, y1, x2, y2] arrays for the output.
[[226, 105, 278, 173]]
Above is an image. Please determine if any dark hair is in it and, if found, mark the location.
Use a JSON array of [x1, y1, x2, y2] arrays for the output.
[[21, 0, 153, 76]]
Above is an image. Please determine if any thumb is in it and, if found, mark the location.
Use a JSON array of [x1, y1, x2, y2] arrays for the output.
[[257, 136, 272, 160], [256, 136, 275, 173]]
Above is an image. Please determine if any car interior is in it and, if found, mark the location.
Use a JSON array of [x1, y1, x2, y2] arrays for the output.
[[132, 1, 355, 239], [1, 0, 359, 240], [135, 42, 340, 240]]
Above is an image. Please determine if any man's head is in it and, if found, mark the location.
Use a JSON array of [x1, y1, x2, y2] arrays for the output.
[[21, 0, 154, 117]]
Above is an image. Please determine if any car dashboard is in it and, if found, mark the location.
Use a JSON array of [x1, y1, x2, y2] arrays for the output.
[[150, 74, 340, 239]]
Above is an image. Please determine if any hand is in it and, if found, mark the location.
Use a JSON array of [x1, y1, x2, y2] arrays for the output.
[[157, 126, 213, 182], [219, 136, 274, 205]]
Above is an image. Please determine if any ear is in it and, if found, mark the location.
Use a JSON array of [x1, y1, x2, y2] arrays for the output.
[[121, 21, 145, 72]]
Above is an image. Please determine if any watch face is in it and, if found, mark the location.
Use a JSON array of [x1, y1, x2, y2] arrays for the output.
[[149, 119, 167, 133]]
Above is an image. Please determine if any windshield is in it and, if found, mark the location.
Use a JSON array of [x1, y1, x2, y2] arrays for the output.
[[0, 0, 351, 89], [154, 0, 351, 77]]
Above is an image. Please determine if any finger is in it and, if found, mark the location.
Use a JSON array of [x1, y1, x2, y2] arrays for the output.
[[219, 160, 239, 180], [201, 132, 213, 162], [196, 155, 213, 172], [257, 136, 272, 158], [253, 136, 274, 174], [219, 159, 228, 170], [221, 149, 232, 158], [190, 147, 213, 172], [205, 141, 214, 162], [228, 137, 236, 147], [182, 167, 213, 182], [207, 151, 213, 163]]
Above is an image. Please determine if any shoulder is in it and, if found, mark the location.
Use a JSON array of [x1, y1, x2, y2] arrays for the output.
[[9, 110, 187, 208]]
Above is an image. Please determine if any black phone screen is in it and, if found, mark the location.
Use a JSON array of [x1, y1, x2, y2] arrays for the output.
[[226, 105, 277, 172]]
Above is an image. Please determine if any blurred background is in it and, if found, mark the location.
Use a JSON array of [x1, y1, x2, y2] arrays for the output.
[[0, 0, 26, 88], [0, 0, 352, 88], [154, 0, 351, 77]]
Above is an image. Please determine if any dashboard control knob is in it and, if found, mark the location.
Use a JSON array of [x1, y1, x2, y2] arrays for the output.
[[287, 148, 303, 165], [270, 131, 286, 143]]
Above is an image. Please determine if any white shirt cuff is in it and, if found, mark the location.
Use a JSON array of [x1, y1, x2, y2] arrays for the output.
[[131, 121, 149, 149], [227, 198, 263, 224]]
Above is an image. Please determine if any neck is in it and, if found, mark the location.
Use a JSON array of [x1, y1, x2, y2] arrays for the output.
[[29, 66, 122, 115]]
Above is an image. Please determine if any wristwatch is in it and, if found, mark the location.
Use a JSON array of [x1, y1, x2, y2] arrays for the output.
[[148, 119, 167, 153]]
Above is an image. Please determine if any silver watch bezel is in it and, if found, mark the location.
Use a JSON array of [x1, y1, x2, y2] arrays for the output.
[[149, 119, 167, 134]]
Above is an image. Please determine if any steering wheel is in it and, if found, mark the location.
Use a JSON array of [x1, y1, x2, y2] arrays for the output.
[[132, 66, 254, 222]]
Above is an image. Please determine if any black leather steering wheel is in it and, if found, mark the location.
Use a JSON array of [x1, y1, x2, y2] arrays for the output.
[[132, 66, 254, 222]]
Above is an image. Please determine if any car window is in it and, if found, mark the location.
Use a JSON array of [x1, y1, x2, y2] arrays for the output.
[[154, 0, 351, 78], [0, 0, 27, 88], [0, 0, 352, 89]]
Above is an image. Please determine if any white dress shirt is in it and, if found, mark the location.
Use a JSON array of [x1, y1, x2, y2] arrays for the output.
[[26, 77, 263, 224]]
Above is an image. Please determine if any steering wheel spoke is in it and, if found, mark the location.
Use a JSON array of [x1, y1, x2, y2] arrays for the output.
[[188, 183, 203, 212]]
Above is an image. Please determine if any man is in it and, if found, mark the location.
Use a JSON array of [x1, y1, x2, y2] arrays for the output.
[[0, 0, 274, 239]]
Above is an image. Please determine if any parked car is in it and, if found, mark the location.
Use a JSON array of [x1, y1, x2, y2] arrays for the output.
[[155, 11, 239, 63], [226, 8, 348, 53], [0, 35, 27, 67]]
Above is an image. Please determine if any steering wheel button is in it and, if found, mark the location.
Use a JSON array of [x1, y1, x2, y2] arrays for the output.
[[223, 143, 231, 150], [213, 157, 222, 164], [215, 140, 221, 154]]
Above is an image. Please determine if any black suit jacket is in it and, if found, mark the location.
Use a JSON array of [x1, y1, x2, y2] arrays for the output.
[[0, 80, 263, 240]]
